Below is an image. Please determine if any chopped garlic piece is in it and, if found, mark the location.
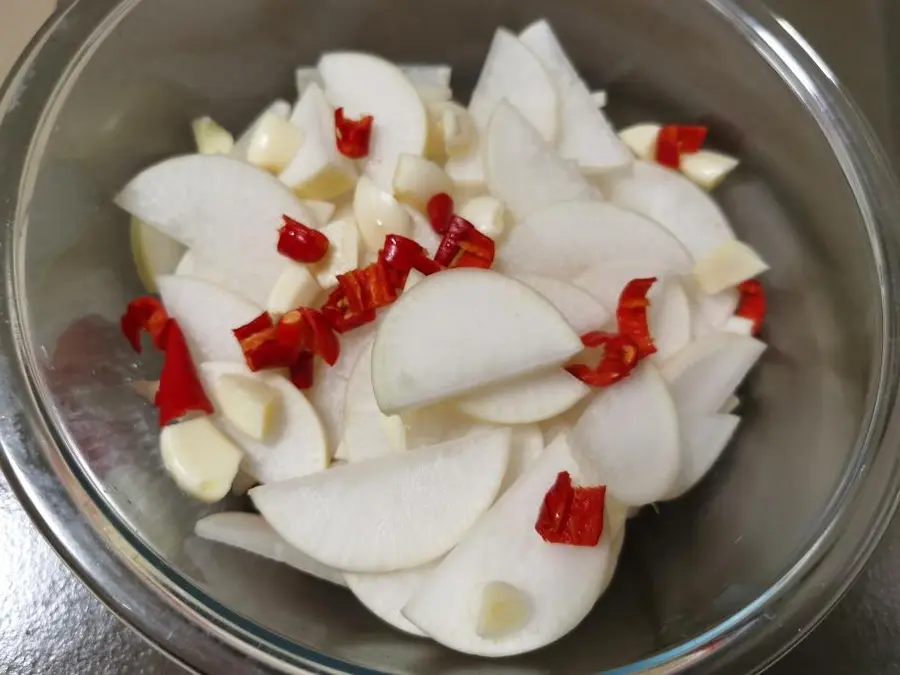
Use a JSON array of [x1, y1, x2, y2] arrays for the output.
[[192, 117, 235, 155], [160, 417, 242, 503], [353, 175, 413, 252], [215, 374, 281, 441], [438, 101, 478, 158], [476, 581, 532, 638], [590, 90, 607, 108], [693, 240, 769, 295], [393, 154, 453, 212], [242, 114, 306, 174], [723, 315, 756, 336], [459, 195, 507, 239], [313, 216, 361, 289], [381, 414, 408, 453], [680, 150, 739, 190], [268, 263, 322, 315], [618, 123, 661, 161]]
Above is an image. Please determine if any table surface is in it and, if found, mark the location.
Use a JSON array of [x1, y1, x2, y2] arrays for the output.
[[2, 1, 899, 673]]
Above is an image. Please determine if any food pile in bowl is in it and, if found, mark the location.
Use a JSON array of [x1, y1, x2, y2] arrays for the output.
[[117, 19, 768, 657]]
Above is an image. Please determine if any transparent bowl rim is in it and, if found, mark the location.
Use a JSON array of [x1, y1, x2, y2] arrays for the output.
[[2, 1, 900, 674]]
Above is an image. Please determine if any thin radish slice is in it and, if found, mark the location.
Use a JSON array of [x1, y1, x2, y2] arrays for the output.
[[344, 562, 438, 636], [157, 275, 262, 364], [306, 362, 349, 456], [201, 363, 329, 483], [175, 249, 195, 277], [402, 404, 494, 450], [498, 201, 693, 282], [660, 332, 766, 414], [649, 278, 692, 363], [130, 217, 185, 293], [195, 513, 346, 586], [403, 433, 619, 657], [295, 64, 452, 96], [454, 368, 590, 425], [516, 274, 611, 334], [407, 204, 442, 255], [575, 259, 666, 312], [664, 414, 740, 500], [519, 20, 631, 173], [602, 160, 736, 260], [250, 428, 512, 572], [500, 424, 545, 493], [572, 362, 680, 505], [484, 102, 599, 220], [372, 269, 583, 414], [117, 155, 318, 306], [690, 285, 740, 337]]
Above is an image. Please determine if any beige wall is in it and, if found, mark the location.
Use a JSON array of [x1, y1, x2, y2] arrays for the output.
[[0, 0, 55, 78]]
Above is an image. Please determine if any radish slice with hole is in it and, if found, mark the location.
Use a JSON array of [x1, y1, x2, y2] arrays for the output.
[[372, 269, 583, 414], [664, 414, 740, 500], [484, 102, 599, 220], [156, 275, 262, 364], [196, 513, 346, 586], [201, 362, 329, 483], [345, 563, 438, 636], [572, 362, 680, 505], [602, 160, 736, 260], [649, 278, 692, 363], [660, 332, 766, 414], [498, 201, 693, 282], [251, 428, 511, 572], [515, 274, 611, 334], [519, 20, 631, 173], [403, 433, 619, 656]]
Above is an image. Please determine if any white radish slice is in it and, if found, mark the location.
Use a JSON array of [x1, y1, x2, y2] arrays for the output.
[[301, 199, 336, 227], [661, 332, 765, 414], [201, 362, 329, 483], [459, 195, 506, 239], [575, 259, 665, 311], [403, 433, 619, 657], [392, 154, 453, 212], [195, 513, 346, 586], [175, 249, 195, 277], [117, 155, 317, 306], [251, 428, 511, 573], [156, 275, 261, 364], [372, 269, 582, 414], [130, 217, 185, 293], [484, 102, 599, 221], [602, 160, 736, 260], [407, 204, 441, 255], [333, 321, 378, 380], [445, 29, 559, 187], [690, 284, 740, 337], [192, 117, 235, 156], [306, 362, 349, 457], [680, 150, 739, 190], [319, 52, 429, 190], [664, 414, 740, 500], [498, 201, 693, 282], [649, 278, 692, 363], [281, 83, 358, 200], [344, 562, 438, 636], [572, 362, 680, 505], [500, 424, 545, 493], [518, 20, 631, 173], [693, 240, 769, 295], [231, 99, 292, 161], [353, 175, 414, 252], [311, 216, 360, 289], [618, 123, 660, 160], [454, 368, 590, 425], [402, 404, 494, 450], [342, 342, 407, 463], [515, 274, 611, 334]]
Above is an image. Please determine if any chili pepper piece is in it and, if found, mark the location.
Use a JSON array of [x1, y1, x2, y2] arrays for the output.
[[280, 308, 341, 367], [233, 312, 274, 342], [655, 125, 709, 169], [155, 319, 215, 426], [427, 192, 454, 235], [121, 296, 169, 353], [535, 471, 606, 547], [567, 333, 641, 388], [289, 352, 316, 390], [616, 277, 658, 357], [735, 279, 766, 335], [435, 216, 496, 269], [277, 215, 329, 263], [335, 107, 374, 159]]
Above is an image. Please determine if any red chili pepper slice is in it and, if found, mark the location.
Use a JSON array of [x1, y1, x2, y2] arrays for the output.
[[335, 107, 374, 159], [427, 193, 454, 235], [434, 216, 495, 269], [567, 333, 641, 388], [616, 277, 657, 357], [535, 471, 606, 547], [289, 352, 315, 390], [277, 215, 329, 263], [735, 279, 766, 335], [279, 308, 341, 367], [379, 234, 444, 288], [121, 297, 169, 353], [321, 292, 377, 333], [655, 125, 709, 169], [233, 312, 274, 342], [155, 319, 214, 426], [321, 260, 399, 332]]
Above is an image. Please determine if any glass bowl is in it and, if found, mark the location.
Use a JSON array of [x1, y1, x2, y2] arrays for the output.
[[2, 0, 900, 673]]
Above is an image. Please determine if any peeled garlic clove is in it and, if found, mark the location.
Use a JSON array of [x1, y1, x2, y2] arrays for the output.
[[215, 374, 281, 441], [693, 241, 769, 295], [590, 90, 608, 108], [353, 175, 413, 252], [476, 581, 532, 639], [313, 216, 361, 289], [160, 417, 243, 503], [438, 101, 478, 158], [268, 263, 322, 315], [723, 315, 756, 336], [680, 150, 739, 190], [459, 195, 507, 239], [618, 123, 661, 161], [192, 117, 235, 155], [392, 154, 453, 212], [241, 114, 305, 174]]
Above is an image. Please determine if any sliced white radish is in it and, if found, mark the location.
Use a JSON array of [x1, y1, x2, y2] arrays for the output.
[[403, 433, 619, 656], [454, 368, 590, 425], [402, 404, 493, 450], [344, 562, 438, 636], [267, 262, 322, 315], [311, 215, 360, 289], [515, 274, 611, 334], [403, 269, 426, 292], [590, 90, 608, 108], [500, 424, 545, 493], [251, 428, 511, 572], [498, 201, 693, 282], [680, 150, 739, 190], [602, 160, 735, 260], [372, 269, 582, 414], [214, 374, 279, 441], [130, 217, 185, 293], [160, 417, 242, 503], [618, 123, 661, 160], [175, 249, 195, 277], [445, 29, 559, 187], [196, 512, 346, 586], [302, 199, 336, 227], [333, 321, 378, 381], [649, 278, 692, 363], [661, 332, 765, 414], [353, 175, 414, 252], [281, 83, 358, 200], [484, 102, 599, 221], [117, 154, 317, 305], [572, 362, 680, 505], [306, 361, 349, 456], [393, 154, 453, 212], [689, 283, 741, 337], [401, 64, 452, 89], [201, 362, 329, 483], [156, 275, 262, 364], [319, 52, 429, 189], [458, 195, 506, 239], [575, 259, 664, 312], [191, 117, 235, 156], [693, 240, 769, 295], [664, 414, 740, 500], [434, 101, 478, 159], [231, 100, 292, 164], [342, 341, 407, 463], [519, 20, 631, 173]]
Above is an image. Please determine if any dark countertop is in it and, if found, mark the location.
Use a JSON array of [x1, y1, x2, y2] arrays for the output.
[[1, 1, 898, 673]]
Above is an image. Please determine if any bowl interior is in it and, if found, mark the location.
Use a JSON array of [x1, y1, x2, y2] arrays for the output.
[[16, 0, 883, 672]]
